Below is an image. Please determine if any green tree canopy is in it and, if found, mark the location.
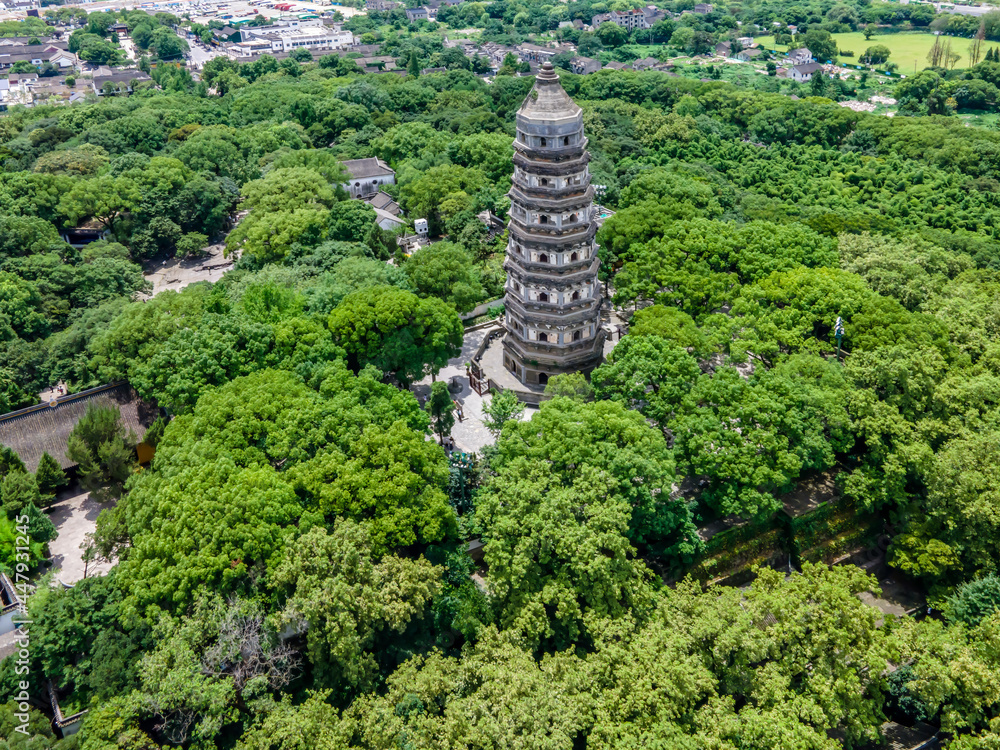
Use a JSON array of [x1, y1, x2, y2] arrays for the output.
[[328, 286, 462, 385], [269, 520, 442, 691], [403, 241, 485, 313], [491, 397, 698, 559]]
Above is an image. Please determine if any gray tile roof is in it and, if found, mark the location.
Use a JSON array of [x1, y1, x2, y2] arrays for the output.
[[342, 157, 394, 179], [0, 382, 158, 472], [368, 190, 400, 213]]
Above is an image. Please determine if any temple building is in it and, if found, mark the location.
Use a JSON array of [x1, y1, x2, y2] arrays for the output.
[[502, 61, 605, 386]]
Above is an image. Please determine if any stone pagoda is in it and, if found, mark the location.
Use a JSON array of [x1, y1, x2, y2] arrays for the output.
[[502, 61, 605, 387]]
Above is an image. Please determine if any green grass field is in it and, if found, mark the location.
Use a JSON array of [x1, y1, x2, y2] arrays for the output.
[[758, 31, 974, 72]]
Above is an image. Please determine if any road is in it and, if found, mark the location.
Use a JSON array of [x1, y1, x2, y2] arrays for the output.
[[187, 40, 229, 70]]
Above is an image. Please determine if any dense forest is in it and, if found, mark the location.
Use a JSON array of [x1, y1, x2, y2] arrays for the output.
[[2, 16, 1000, 749]]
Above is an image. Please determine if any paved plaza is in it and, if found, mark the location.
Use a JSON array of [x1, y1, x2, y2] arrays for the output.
[[143, 243, 234, 297], [413, 323, 533, 454], [414, 315, 625, 455], [47, 491, 114, 586]]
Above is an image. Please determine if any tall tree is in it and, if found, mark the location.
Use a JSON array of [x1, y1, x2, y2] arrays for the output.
[[66, 403, 136, 501], [491, 397, 698, 558], [592, 335, 701, 434], [477, 463, 654, 649], [427, 381, 455, 444], [481, 390, 525, 440], [971, 21, 987, 66], [328, 286, 463, 386], [269, 521, 441, 691], [34, 452, 68, 499]]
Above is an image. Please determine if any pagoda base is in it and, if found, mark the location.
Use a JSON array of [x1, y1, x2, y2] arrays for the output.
[[501, 331, 605, 387]]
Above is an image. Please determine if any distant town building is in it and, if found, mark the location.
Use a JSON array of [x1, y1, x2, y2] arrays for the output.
[[0, 36, 66, 47], [735, 48, 763, 61], [0, 382, 158, 473], [341, 157, 395, 198], [787, 47, 813, 65], [790, 62, 823, 82], [632, 56, 660, 71], [372, 208, 405, 231], [641, 5, 667, 25], [92, 70, 152, 96], [238, 19, 354, 54], [591, 8, 649, 31], [405, 7, 429, 21], [692, 3, 713, 14], [365, 0, 400, 9], [0, 43, 76, 71], [482, 41, 517, 68], [212, 26, 241, 43], [356, 55, 397, 70], [347, 43, 381, 56], [714, 41, 732, 57], [368, 190, 401, 216], [518, 43, 558, 64], [569, 56, 601, 75]]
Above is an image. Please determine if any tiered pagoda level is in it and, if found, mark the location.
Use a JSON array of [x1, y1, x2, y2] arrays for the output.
[[502, 62, 605, 387]]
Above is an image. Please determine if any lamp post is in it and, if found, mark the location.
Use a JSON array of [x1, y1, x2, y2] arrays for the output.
[[834, 316, 844, 362]]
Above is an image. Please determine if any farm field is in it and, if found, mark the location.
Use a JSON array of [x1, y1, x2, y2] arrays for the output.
[[758, 31, 974, 71]]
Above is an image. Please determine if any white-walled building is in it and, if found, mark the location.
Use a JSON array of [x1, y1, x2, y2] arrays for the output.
[[341, 157, 396, 198], [238, 19, 354, 54], [790, 62, 823, 82]]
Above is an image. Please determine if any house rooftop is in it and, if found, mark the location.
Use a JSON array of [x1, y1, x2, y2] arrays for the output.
[[0, 382, 158, 473], [93, 70, 153, 85], [368, 190, 400, 214], [341, 157, 394, 179]]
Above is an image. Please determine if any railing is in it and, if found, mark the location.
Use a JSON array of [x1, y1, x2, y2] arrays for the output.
[[487, 380, 551, 406], [512, 150, 590, 173], [503, 257, 599, 277], [513, 139, 589, 161], [508, 185, 593, 209], [513, 179, 591, 201], [48, 680, 88, 732], [459, 297, 504, 322]]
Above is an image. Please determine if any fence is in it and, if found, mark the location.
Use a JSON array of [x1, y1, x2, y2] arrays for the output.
[[460, 298, 504, 322]]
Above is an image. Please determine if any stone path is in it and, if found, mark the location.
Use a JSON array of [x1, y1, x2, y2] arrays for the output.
[[47, 491, 114, 586], [413, 323, 532, 454]]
